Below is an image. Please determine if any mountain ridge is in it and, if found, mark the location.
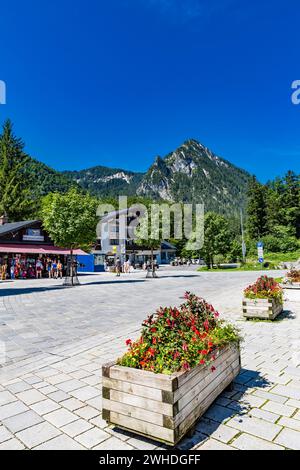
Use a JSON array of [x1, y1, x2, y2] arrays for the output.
[[25, 138, 253, 214]]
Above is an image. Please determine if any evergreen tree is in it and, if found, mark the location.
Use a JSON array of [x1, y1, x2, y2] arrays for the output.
[[246, 176, 268, 239], [0, 120, 35, 220]]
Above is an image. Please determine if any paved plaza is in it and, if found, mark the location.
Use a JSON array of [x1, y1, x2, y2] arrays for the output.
[[0, 267, 300, 450]]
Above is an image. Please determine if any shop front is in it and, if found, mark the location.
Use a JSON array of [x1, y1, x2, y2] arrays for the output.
[[0, 218, 87, 280]]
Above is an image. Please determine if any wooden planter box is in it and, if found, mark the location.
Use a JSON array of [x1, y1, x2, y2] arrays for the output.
[[242, 297, 283, 320], [102, 344, 240, 446]]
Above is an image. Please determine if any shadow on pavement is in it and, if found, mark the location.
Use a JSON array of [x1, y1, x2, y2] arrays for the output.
[[0, 279, 146, 297]]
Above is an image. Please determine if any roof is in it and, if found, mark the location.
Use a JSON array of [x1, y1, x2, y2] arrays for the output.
[[0, 220, 40, 237], [0, 244, 88, 255], [161, 240, 177, 250]]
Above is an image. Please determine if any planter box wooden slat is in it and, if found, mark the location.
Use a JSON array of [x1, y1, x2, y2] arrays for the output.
[[102, 344, 240, 445], [242, 298, 282, 320]]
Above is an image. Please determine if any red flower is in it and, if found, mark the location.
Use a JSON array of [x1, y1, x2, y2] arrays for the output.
[[126, 339, 132, 346], [148, 348, 155, 357], [152, 337, 157, 344], [183, 361, 190, 370], [150, 327, 157, 333], [199, 349, 208, 355], [199, 359, 205, 365], [211, 366, 216, 372]]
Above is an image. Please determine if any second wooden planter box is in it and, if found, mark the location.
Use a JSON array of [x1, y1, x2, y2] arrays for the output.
[[242, 297, 283, 320], [102, 344, 240, 446]]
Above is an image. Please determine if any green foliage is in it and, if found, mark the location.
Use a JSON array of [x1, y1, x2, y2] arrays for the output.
[[200, 212, 231, 268], [118, 292, 241, 374], [40, 188, 98, 250], [0, 120, 36, 220], [246, 176, 268, 238]]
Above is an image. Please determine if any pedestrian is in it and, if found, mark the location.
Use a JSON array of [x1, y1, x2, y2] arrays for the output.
[[115, 257, 121, 277], [10, 263, 15, 280], [36, 259, 43, 279], [46, 258, 52, 278], [57, 259, 63, 279], [52, 259, 58, 279], [1, 263, 7, 280]]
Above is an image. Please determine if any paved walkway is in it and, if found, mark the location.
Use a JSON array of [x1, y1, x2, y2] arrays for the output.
[[0, 267, 300, 450]]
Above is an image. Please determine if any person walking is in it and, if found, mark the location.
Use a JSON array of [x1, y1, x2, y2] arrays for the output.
[[115, 257, 121, 277]]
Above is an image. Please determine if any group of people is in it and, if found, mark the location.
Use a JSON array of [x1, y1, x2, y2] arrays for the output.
[[0, 257, 64, 280], [111, 257, 159, 277]]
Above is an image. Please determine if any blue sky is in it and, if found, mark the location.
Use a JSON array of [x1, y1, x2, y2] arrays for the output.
[[0, 0, 299, 181]]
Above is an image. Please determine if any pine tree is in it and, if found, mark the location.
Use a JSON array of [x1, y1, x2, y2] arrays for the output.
[[0, 120, 35, 220]]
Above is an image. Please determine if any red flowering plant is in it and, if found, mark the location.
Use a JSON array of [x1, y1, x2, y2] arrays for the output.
[[244, 275, 283, 304], [117, 292, 240, 375], [287, 269, 300, 283]]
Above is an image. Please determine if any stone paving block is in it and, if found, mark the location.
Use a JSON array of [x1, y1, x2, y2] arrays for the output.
[[60, 397, 85, 411], [71, 386, 99, 401], [0, 438, 26, 450], [37, 385, 57, 395], [232, 433, 284, 450], [196, 438, 235, 450], [249, 407, 279, 424], [0, 401, 29, 420], [89, 415, 108, 429], [0, 425, 14, 443], [61, 419, 93, 438], [24, 375, 42, 385], [262, 401, 296, 417], [126, 435, 158, 450], [74, 427, 109, 448], [195, 418, 239, 443], [16, 389, 46, 406], [0, 390, 17, 406], [30, 399, 60, 415], [6, 381, 31, 394], [34, 435, 85, 450], [272, 384, 300, 400], [16, 421, 61, 448], [203, 404, 236, 423], [274, 428, 300, 450], [56, 379, 85, 393], [75, 405, 99, 420], [3, 410, 44, 433], [277, 416, 300, 432], [46, 373, 73, 385], [86, 396, 102, 410], [293, 410, 300, 421], [94, 436, 135, 450], [44, 408, 78, 428], [226, 414, 282, 441], [47, 390, 70, 402], [253, 389, 288, 404]]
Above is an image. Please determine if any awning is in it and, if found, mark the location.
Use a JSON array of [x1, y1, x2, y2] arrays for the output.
[[0, 244, 88, 255]]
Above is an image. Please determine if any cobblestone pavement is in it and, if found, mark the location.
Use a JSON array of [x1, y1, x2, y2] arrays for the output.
[[0, 267, 300, 450]]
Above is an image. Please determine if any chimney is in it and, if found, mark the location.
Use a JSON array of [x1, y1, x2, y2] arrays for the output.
[[0, 214, 8, 225]]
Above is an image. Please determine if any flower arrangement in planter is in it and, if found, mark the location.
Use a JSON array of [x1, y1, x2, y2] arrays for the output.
[[281, 268, 300, 302], [243, 275, 283, 320], [102, 292, 241, 446], [285, 268, 300, 285]]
